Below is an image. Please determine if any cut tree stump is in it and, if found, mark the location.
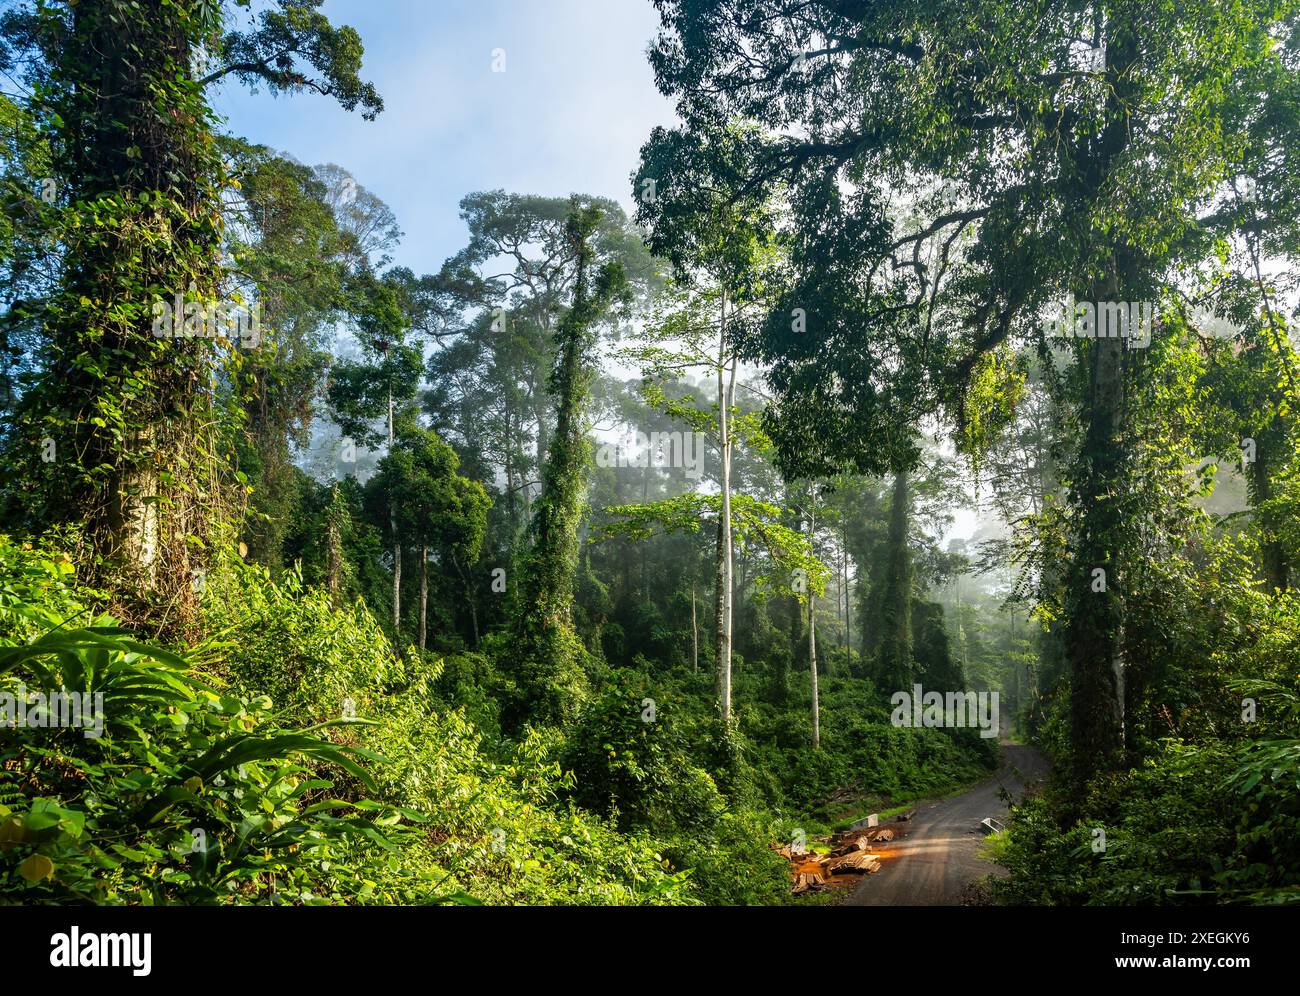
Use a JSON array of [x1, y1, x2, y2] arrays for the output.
[[832, 835, 870, 856]]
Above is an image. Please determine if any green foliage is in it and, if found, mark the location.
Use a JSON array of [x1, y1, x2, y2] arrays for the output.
[[874, 472, 914, 692], [372, 427, 490, 563], [556, 670, 797, 904], [13, 0, 1299, 911], [559, 671, 726, 835], [598, 492, 829, 601], [200, 550, 401, 722], [508, 201, 637, 727], [991, 740, 1283, 906], [660, 809, 792, 906], [0, 537, 706, 905], [995, 578, 1300, 905], [738, 677, 996, 817], [193, 543, 699, 904], [0, 538, 419, 905], [206, 0, 384, 119]]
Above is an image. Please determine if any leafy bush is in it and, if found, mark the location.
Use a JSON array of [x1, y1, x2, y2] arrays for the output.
[[559, 670, 726, 835], [0, 538, 696, 905], [738, 677, 995, 817], [994, 574, 1300, 907], [200, 551, 700, 904], [660, 809, 792, 906], [555, 671, 809, 904], [994, 726, 1300, 906], [992, 743, 1240, 906], [0, 540, 418, 904]]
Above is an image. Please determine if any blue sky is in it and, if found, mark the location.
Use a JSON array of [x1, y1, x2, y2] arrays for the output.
[[211, 0, 676, 274]]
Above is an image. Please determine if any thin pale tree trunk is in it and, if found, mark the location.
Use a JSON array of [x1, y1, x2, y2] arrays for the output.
[[326, 484, 342, 607], [419, 546, 428, 651], [843, 519, 851, 667], [388, 382, 400, 636], [809, 595, 819, 749], [714, 292, 734, 724], [691, 584, 698, 674], [809, 499, 820, 749]]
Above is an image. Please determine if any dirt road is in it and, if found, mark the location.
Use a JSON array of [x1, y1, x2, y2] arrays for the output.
[[845, 743, 1048, 906]]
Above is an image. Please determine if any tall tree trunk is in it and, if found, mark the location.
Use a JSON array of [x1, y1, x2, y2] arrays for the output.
[[714, 292, 734, 724], [617, 434, 630, 598], [510, 205, 607, 725], [36, 1, 226, 600], [1065, 26, 1141, 783], [641, 455, 649, 593], [1249, 434, 1290, 592], [534, 309, 552, 493], [505, 431, 519, 554], [419, 546, 428, 651], [691, 584, 698, 673], [1066, 316, 1127, 779], [450, 554, 480, 648], [809, 497, 820, 749], [714, 492, 729, 714], [843, 519, 851, 669], [388, 382, 400, 635], [877, 470, 913, 690], [1245, 230, 1294, 593], [326, 484, 342, 606]]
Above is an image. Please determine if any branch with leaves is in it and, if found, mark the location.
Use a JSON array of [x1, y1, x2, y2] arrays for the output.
[[594, 492, 829, 602]]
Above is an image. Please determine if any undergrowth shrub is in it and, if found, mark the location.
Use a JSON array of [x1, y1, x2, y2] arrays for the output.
[[1, 539, 695, 905]]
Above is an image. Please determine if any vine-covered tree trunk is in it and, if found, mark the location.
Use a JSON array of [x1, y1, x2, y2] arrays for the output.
[[1064, 27, 1143, 783], [842, 519, 850, 666], [388, 381, 401, 635], [326, 485, 344, 606], [510, 204, 621, 725], [1249, 433, 1290, 592], [33, 0, 227, 601], [691, 585, 698, 673], [1066, 308, 1128, 778]]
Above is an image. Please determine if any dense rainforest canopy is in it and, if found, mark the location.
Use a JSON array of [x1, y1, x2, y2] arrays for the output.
[[0, 0, 1298, 916]]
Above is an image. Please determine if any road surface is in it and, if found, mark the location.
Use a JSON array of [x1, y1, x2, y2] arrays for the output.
[[845, 743, 1048, 906]]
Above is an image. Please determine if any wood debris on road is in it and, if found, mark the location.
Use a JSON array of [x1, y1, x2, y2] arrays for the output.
[[775, 825, 897, 894]]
